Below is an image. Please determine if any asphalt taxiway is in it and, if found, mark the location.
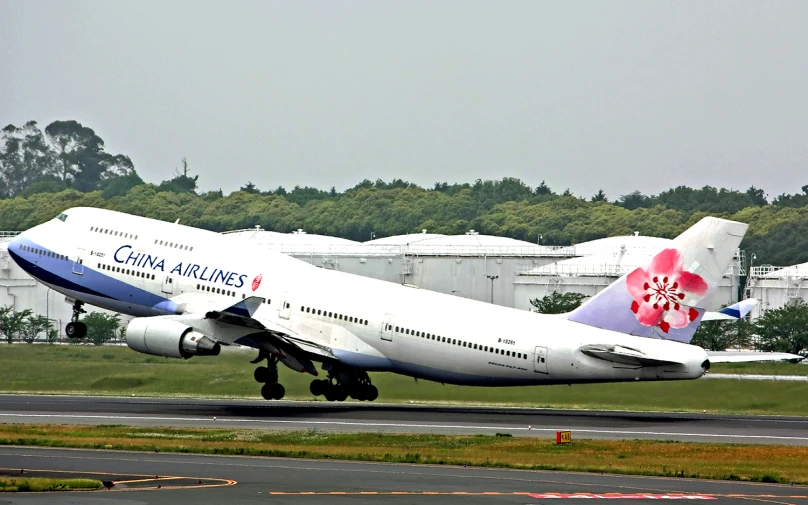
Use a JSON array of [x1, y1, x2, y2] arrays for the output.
[[2, 446, 808, 504], [1, 394, 807, 445]]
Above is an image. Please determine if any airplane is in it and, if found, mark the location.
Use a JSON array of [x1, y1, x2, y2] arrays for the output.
[[6, 208, 800, 402]]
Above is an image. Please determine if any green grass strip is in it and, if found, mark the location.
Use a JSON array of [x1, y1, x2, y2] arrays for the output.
[[1, 345, 807, 415], [1, 423, 806, 485], [0, 476, 102, 492]]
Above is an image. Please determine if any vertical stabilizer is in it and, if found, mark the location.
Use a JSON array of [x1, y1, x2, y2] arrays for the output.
[[563, 217, 748, 343]]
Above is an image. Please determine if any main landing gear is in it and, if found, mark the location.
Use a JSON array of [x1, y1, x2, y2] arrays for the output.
[[65, 300, 87, 339], [309, 366, 378, 402], [253, 353, 285, 401]]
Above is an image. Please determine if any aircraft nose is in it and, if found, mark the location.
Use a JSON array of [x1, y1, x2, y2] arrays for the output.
[[6, 233, 23, 256]]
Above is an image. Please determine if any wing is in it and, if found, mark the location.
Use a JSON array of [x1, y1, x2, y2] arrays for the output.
[[174, 293, 330, 375]]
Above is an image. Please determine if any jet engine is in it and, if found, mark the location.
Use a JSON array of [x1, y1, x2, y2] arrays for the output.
[[127, 317, 220, 359]]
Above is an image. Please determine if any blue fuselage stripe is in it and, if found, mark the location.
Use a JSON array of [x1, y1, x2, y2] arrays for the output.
[[8, 239, 176, 314]]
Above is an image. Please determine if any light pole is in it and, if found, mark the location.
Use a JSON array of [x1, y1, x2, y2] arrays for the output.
[[537, 234, 542, 245], [370, 232, 376, 241], [486, 275, 498, 304]]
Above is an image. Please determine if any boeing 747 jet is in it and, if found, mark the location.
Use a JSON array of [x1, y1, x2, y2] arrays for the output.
[[6, 208, 785, 401]]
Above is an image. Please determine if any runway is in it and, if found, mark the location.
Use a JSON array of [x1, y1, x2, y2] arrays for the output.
[[1, 394, 807, 445], [1, 446, 807, 504]]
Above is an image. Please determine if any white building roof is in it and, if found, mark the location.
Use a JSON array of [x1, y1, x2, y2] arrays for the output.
[[223, 228, 574, 257], [225, 229, 359, 248], [367, 233, 445, 245], [519, 252, 656, 277], [572, 235, 673, 257], [752, 262, 808, 279]]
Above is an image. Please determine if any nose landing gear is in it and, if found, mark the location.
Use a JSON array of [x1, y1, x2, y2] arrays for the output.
[[65, 300, 87, 339], [253, 352, 285, 400]]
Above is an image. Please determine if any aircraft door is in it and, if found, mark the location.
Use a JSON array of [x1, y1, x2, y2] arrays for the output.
[[534, 346, 549, 374], [381, 314, 395, 341], [72, 248, 85, 275], [161, 275, 174, 294], [278, 294, 291, 320]]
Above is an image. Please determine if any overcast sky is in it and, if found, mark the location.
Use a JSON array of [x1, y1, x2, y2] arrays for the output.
[[1, 0, 807, 199]]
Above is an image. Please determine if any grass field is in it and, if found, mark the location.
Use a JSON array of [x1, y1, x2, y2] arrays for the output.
[[1, 345, 807, 415], [1, 423, 805, 485], [0, 476, 101, 492]]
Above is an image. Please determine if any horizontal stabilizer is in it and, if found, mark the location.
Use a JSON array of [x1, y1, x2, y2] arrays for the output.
[[707, 351, 804, 363], [703, 299, 758, 321], [579, 344, 683, 367]]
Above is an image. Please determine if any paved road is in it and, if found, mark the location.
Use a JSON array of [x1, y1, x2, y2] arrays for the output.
[[0, 394, 807, 445], [1, 446, 807, 504]]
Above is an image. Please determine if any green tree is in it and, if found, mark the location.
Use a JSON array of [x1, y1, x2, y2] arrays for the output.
[[591, 189, 608, 202], [616, 190, 653, 210], [157, 158, 198, 194], [240, 182, 260, 194], [690, 319, 751, 351], [81, 312, 121, 346], [0, 306, 33, 343], [530, 291, 588, 314], [19, 314, 52, 344], [0, 121, 56, 198], [754, 300, 808, 355]]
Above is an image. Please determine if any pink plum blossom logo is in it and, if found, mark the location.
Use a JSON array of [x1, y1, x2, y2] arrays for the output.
[[626, 248, 708, 333], [251, 274, 262, 291]]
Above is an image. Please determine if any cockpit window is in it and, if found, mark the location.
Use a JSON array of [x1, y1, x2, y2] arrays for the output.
[[56, 213, 68, 222]]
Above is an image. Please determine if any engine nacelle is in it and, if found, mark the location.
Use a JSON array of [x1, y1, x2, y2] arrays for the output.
[[127, 317, 220, 359]]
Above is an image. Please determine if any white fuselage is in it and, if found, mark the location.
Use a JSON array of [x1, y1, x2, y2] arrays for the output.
[[8, 208, 709, 386]]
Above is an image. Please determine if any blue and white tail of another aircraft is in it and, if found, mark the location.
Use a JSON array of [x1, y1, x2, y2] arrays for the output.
[[6, 208, 802, 402]]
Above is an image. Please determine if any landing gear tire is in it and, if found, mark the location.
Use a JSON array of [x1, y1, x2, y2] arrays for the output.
[[310, 379, 326, 396], [261, 383, 285, 401], [311, 368, 377, 402], [254, 366, 269, 383], [65, 321, 87, 339], [332, 385, 348, 402], [67, 301, 87, 339]]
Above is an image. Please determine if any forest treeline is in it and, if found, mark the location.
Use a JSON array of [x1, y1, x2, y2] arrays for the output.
[[2, 119, 808, 266]]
